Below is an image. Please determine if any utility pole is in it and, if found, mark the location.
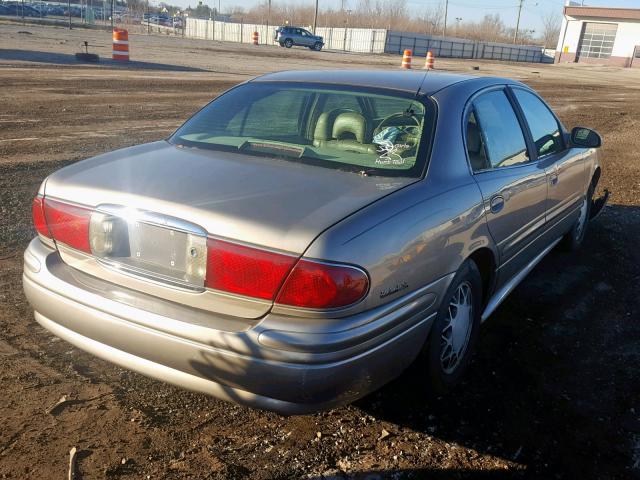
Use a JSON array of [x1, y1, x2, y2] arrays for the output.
[[267, 0, 271, 40], [442, 0, 448, 37], [513, 0, 523, 43], [68, 0, 71, 29], [312, 0, 318, 34]]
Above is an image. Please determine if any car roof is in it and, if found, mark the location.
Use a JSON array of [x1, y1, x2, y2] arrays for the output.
[[252, 70, 506, 95]]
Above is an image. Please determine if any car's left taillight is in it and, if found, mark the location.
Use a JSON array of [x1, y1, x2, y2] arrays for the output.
[[35, 196, 92, 253], [32, 195, 50, 238]]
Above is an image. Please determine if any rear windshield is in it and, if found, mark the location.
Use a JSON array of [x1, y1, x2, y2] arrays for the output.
[[170, 82, 432, 177]]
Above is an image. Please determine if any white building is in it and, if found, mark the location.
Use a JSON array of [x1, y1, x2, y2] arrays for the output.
[[556, 5, 640, 67]]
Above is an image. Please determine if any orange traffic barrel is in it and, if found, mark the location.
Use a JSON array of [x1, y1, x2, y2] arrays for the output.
[[401, 49, 412, 69], [252, 31, 259, 45], [424, 50, 435, 70], [112, 28, 129, 61]]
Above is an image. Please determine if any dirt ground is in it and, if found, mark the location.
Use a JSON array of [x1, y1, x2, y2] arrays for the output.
[[1, 23, 639, 480]]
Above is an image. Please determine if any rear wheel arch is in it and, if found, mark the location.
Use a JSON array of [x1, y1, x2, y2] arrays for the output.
[[467, 247, 497, 308]]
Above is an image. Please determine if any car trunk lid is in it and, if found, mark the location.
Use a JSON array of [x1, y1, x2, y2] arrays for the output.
[[43, 141, 414, 317]]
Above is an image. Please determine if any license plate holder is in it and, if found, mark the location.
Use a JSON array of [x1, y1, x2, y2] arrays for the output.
[[91, 206, 207, 289]]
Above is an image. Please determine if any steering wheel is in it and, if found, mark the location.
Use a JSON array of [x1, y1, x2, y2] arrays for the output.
[[373, 112, 421, 137]]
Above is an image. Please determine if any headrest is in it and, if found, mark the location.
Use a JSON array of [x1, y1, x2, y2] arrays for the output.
[[314, 109, 351, 141], [332, 111, 367, 144]]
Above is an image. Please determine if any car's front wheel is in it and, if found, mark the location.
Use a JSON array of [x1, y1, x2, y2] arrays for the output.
[[284, 39, 293, 48], [313, 42, 323, 51], [425, 259, 482, 393]]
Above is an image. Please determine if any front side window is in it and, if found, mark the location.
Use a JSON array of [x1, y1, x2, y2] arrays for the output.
[[513, 89, 564, 158], [171, 83, 431, 177], [468, 90, 529, 170]]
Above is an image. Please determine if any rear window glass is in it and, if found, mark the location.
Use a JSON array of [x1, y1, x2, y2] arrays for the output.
[[170, 83, 431, 177]]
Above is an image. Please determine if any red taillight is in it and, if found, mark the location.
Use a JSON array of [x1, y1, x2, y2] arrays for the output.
[[276, 260, 369, 309], [32, 196, 51, 238], [205, 238, 297, 300], [43, 198, 92, 253]]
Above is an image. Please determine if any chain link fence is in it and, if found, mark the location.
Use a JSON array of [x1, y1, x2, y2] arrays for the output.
[[0, 0, 185, 35]]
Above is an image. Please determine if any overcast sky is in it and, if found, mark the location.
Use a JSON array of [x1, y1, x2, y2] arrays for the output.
[[169, 0, 640, 33]]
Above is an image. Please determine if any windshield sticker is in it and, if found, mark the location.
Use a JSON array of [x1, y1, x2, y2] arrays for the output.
[[376, 141, 410, 165]]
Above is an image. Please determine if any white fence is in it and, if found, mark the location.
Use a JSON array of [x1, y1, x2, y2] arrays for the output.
[[185, 18, 387, 53], [315, 27, 386, 53], [185, 18, 547, 63]]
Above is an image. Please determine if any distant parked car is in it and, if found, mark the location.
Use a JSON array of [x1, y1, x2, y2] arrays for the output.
[[5, 3, 44, 16], [275, 26, 324, 50], [24, 70, 607, 414], [46, 5, 65, 15]]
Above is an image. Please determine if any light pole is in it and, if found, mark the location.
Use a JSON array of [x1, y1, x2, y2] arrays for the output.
[[455, 16, 462, 34]]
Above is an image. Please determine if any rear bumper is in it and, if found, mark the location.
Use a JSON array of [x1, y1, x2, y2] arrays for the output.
[[23, 238, 445, 414]]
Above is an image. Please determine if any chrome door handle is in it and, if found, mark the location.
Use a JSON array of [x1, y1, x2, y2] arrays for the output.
[[550, 163, 559, 186], [490, 195, 505, 213]]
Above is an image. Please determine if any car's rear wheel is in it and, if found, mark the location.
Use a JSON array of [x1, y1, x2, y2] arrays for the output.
[[313, 42, 323, 51], [560, 182, 594, 251], [425, 259, 482, 393], [284, 39, 293, 48]]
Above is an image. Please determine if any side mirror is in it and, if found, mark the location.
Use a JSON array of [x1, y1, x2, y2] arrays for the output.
[[571, 127, 602, 148]]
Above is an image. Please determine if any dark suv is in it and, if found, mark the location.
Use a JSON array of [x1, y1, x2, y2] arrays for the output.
[[275, 26, 324, 51]]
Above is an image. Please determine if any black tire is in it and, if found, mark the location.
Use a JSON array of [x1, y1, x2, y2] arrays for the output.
[[313, 42, 323, 51], [560, 182, 594, 251], [284, 39, 293, 48], [425, 259, 482, 394]]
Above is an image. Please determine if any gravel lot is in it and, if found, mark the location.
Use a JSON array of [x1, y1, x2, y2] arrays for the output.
[[1, 23, 639, 480]]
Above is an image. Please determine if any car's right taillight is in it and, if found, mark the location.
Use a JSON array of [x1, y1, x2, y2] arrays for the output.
[[276, 259, 369, 309], [205, 238, 369, 309], [205, 238, 298, 301]]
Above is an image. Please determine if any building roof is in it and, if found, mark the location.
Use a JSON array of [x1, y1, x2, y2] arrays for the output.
[[252, 70, 478, 95], [564, 6, 640, 21]]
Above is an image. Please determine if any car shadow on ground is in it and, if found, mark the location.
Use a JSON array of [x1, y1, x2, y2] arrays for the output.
[[0, 49, 207, 71], [354, 204, 640, 478], [187, 205, 638, 479]]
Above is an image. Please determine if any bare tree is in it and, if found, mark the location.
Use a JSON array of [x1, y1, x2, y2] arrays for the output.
[[421, 2, 444, 35], [541, 10, 561, 48]]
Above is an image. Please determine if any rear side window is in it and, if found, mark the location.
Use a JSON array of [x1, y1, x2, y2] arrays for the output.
[[468, 90, 529, 170], [513, 89, 564, 158]]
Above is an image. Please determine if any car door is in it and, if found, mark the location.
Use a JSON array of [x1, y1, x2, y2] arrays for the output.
[[465, 87, 548, 287], [510, 87, 587, 234], [292, 28, 304, 45], [300, 29, 314, 46]]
